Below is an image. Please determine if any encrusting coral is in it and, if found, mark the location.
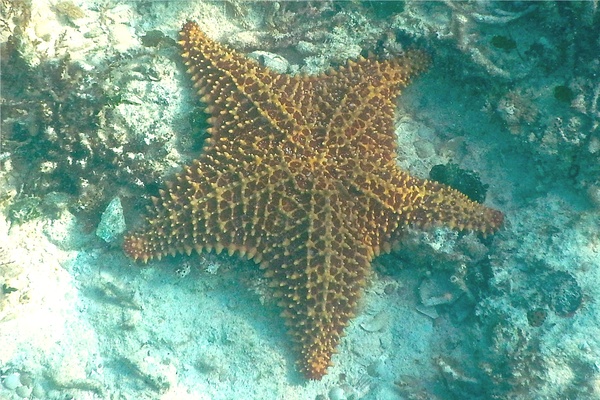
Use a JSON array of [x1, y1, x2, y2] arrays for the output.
[[124, 21, 503, 379]]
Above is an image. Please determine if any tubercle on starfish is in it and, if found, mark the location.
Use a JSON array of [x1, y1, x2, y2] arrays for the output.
[[123, 21, 503, 380]]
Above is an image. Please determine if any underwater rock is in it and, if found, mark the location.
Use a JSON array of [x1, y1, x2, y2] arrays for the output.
[[248, 51, 289, 73], [96, 197, 126, 243], [429, 163, 488, 204], [2, 372, 21, 390], [418, 271, 464, 307], [543, 271, 583, 317], [527, 308, 548, 327]]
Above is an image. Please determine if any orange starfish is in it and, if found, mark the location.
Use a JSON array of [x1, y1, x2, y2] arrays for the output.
[[123, 21, 503, 379]]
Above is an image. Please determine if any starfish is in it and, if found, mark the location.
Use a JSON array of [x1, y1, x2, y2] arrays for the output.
[[123, 21, 504, 380]]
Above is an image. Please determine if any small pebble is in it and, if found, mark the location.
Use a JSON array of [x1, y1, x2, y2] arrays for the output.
[[414, 139, 435, 158], [527, 308, 547, 327], [367, 360, 385, 377], [360, 310, 389, 332], [328, 386, 347, 400], [419, 273, 462, 307], [32, 383, 46, 398], [16, 384, 33, 398], [3, 372, 21, 390], [248, 51, 289, 73], [587, 184, 600, 208], [383, 283, 396, 295], [19, 372, 33, 387]]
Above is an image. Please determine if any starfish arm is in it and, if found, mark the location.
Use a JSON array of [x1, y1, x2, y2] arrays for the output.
[[405, 177, 504, 234], [125, 21, 311, 262], [259, 179, 373, 379], [324, 53, 429, 162], [122, 157, 249, 262], [338, 163, 503, 255], [180, 21, 299, 140], [123, 150, 297, 262], [350, 166, 504, 238]]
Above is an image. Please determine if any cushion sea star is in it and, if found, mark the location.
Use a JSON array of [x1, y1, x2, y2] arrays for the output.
[[123, 21, 504, 379]]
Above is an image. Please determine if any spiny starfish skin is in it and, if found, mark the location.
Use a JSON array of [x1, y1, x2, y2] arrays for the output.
[[123, 21, 504, 380]]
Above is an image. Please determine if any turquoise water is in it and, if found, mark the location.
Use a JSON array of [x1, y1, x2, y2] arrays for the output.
[[1, 1, 599, 399]]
